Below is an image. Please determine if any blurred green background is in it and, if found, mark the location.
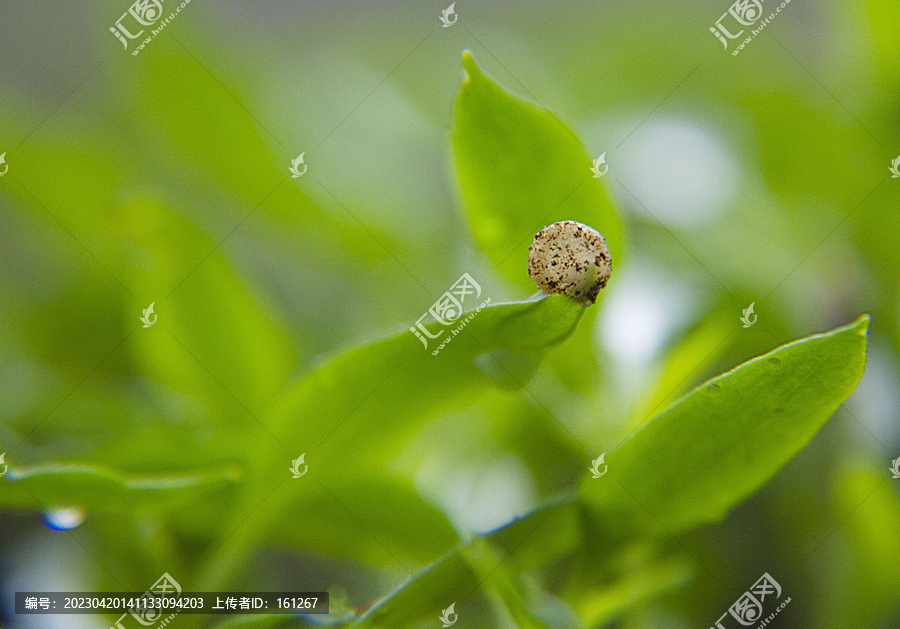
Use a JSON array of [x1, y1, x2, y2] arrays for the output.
[[1, 0, 899, 627]]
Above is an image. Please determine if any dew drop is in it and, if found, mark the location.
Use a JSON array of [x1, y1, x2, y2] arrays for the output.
[[707, 383, 720, 392], [769, 357, 782, 366], [43, 507, 86, 531]]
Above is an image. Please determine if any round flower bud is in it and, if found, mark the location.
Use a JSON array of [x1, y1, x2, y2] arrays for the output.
[[527, 221, 612, 306]]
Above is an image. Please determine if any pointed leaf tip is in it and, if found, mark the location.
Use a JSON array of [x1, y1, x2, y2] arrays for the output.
[[461, 50, 481, 81], [852, 313, 871, 334], [579, 314, 870, 536], [452, 49, 624, 289]]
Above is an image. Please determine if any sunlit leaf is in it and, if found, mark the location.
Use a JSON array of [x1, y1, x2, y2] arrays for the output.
[[346, 316, 869, 626], [452, 51, 624, 290], [196, 296, 584, 584], [580, 315, 870, 537], [268, 295, 585, 469]]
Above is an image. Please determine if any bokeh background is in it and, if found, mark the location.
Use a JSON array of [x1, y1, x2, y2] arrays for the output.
[[1, 0, 899, 627]]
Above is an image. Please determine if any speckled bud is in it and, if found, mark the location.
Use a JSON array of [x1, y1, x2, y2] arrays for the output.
[[527, 221, 612, 306]]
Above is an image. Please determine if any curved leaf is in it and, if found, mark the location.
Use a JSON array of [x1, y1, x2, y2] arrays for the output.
[[268, 295, 585, 467], [452, 51, 624, 290], [580, 315, 870, 537], [345, 316, 870, 627], [1, 463, 239, 511], [195, 295, 584, 587]]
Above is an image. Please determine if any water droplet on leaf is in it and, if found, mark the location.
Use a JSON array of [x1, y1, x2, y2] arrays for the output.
[[43, 507, 86, 531]]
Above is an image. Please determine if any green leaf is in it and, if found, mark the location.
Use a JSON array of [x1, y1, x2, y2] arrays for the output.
[[574, 554, 693, 628], [350, 538, 576, 629], [625, 310, 735, 432], [196, 295, 584, 587], [0, 463, 239, 511], [124, 195, 296, 417], [347, 316, 870, 627], [347, 501, 582, 628], [466, 540, 579, 629], [452, 51, 624, 290], [269, 295, 585, 468], [267, 476, 460, 566], [133, 38, 284, 203], [350, 549, 473, 628], [822, 462, 900, 627], [580, 315, 871, 537]]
